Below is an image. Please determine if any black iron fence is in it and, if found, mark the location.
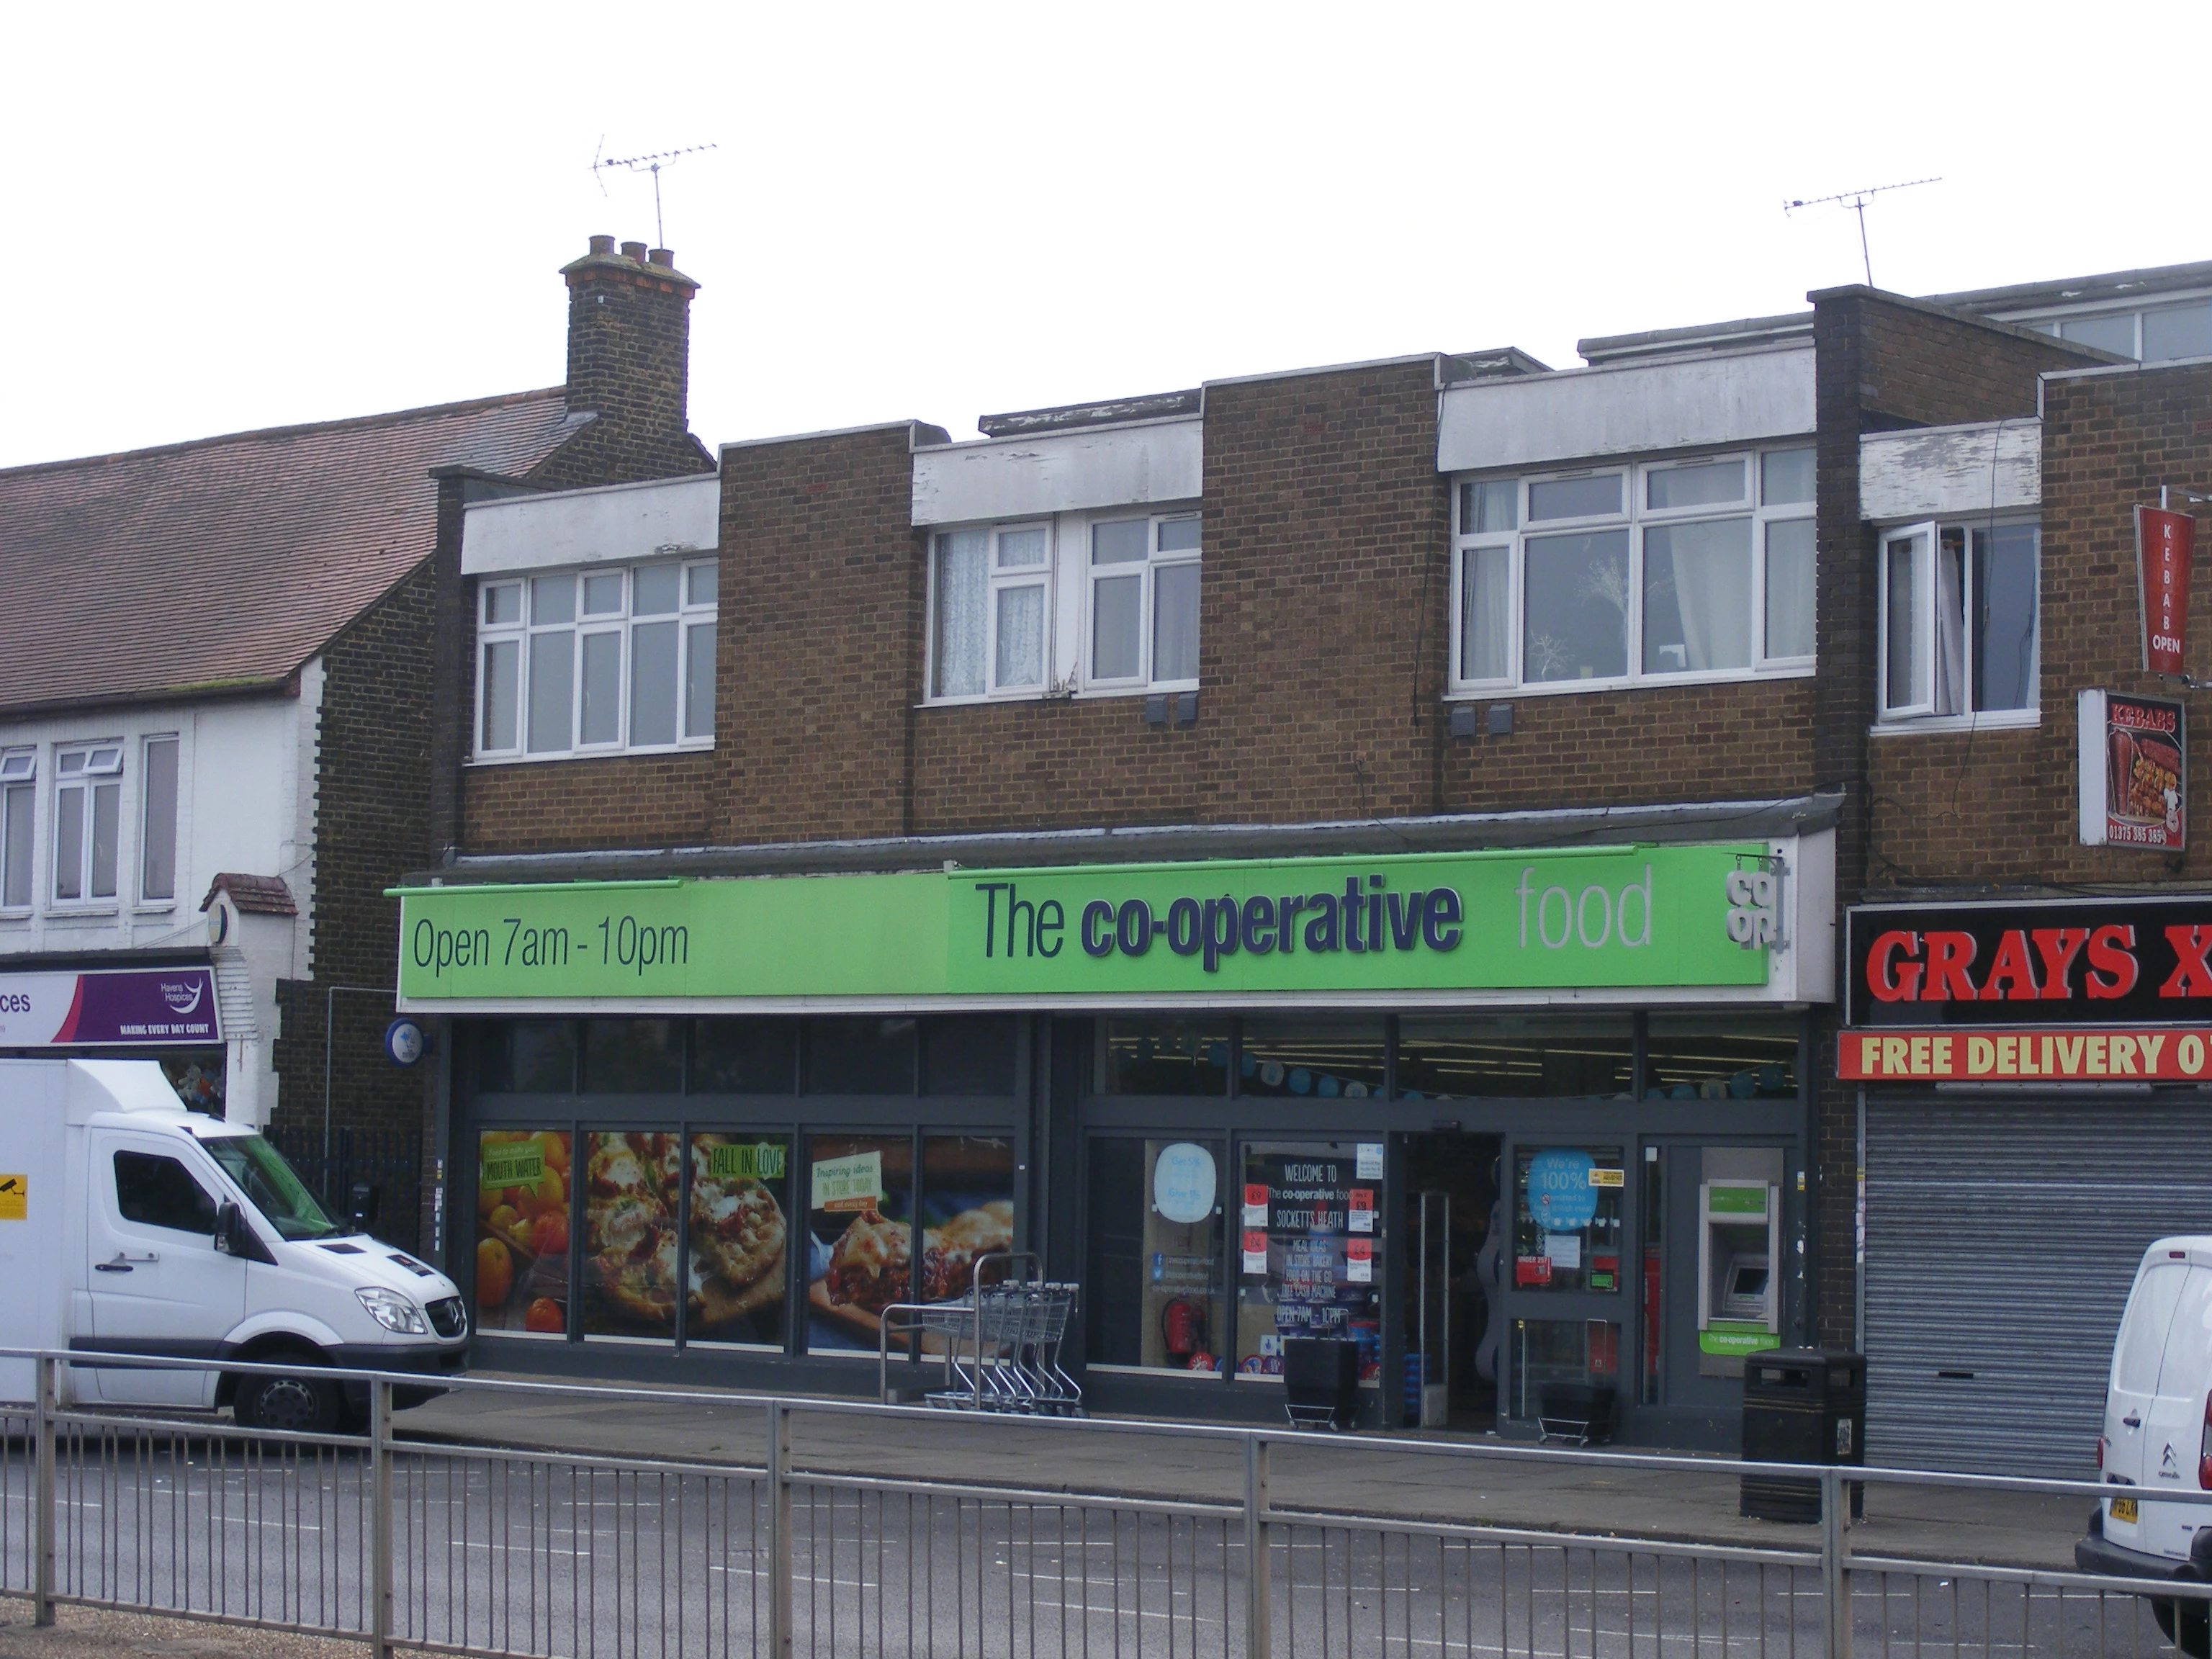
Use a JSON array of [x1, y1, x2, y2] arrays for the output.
[[264, 1124, 426, 1256]]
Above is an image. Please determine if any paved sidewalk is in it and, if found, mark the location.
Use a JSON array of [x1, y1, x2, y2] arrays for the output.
[[398, 1373, 2090, 1571], [0, 1601, 362, 1659]]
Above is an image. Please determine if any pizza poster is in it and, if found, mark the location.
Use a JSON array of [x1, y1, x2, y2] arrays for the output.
[[2080, 690, 2185, 850]]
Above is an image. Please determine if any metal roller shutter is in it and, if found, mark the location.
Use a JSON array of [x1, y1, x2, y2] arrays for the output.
[[1864, 1097, 2212, 1478]]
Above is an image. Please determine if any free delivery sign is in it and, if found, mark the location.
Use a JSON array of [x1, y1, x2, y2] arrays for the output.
[[395, 843, 1780, 1009]]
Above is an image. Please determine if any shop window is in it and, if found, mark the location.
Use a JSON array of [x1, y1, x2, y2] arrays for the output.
[[476, 1020, 577, 1094], [920, 1135, 1017, 1300], [685, 1133, 791, 1347], [1238, 1017, 1385, 1100], [1644, 1015, 1798, 1100], [805, 1017, 917, 1094], [694, 1017, 799, 1094], [1877, 520, 2038, 722], [476, 1130, 572, 1337], [802, 1134, 916, 1352], [1236, 1140, 1385, 1385], [581, 1020, 685, 1094], [1513, 1145, 1624, 1295], [1450, 448, 1815, 696], [1096, 1020, 1231, 1095], [1395, 1014, 1632, 1099], [1086, 1138, 1226, 1375], [579, 1131, 680, 1340], [923, 1015, 1017, 1095], [157, 1053, 226, 1113], [1511, 1318, 1621, 1421]]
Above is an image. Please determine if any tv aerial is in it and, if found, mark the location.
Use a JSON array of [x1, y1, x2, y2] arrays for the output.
[[590, 139, 718, 249], [1783, 177, 1941, 287]]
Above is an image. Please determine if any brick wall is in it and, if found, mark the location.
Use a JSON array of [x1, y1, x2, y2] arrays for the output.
[[463, 750, 721, 851]]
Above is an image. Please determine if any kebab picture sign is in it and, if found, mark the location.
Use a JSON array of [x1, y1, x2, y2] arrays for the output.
[[2080, 690, 2185, 850]]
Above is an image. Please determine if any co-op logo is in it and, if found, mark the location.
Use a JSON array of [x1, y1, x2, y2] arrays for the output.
[[160, 979, 204, 1014]]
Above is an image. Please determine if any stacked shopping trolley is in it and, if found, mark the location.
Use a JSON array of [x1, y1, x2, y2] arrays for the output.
[[879, 1252, 1084, 1416]]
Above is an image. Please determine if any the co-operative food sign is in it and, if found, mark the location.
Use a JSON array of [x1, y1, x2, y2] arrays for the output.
[[394, 844, 1774, 1007]]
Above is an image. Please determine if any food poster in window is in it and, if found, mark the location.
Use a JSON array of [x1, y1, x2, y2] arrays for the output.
[[686, 1134, 791, 1346], [476, 1130, 572, 1335], [1236, 1145, 1382, 1382], [919, 1136, 1016, 1304], [804, 1136, 914, 1352], [579, 1133, 680, 1340], [1514, 1147, 1624, 1294]]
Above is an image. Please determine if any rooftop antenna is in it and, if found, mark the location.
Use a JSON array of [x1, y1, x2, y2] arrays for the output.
[[590, 138, 718, 249], [1783, 177, 1941, 287]]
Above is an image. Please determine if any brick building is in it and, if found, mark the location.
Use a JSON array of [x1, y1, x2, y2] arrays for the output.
[[400, 256, 2212, 1460], [0, 234, 710, 1251]]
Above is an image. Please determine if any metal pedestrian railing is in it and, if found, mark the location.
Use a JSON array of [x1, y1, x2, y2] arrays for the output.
[[6, 1346, 2212, 1659]]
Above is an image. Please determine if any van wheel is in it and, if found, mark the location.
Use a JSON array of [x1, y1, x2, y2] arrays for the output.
[[2153, 1599, 2210, 1659], [233, 1370, 341, 1435]]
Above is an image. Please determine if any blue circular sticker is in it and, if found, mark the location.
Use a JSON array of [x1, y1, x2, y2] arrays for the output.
[[1526, 1148, 1598, 1231], [384, 1018, 427, 1068]]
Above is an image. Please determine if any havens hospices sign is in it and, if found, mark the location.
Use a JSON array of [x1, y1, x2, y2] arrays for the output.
[[393, 844, 1784, 1010]]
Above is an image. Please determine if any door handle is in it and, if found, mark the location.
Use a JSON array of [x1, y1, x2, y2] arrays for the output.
[[94, 1261, 133, 1273], [2124, 1413, 2144, 1428], [98, 1251, 159, 1272]]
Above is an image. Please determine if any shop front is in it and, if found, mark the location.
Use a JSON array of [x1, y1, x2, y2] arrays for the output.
[[0, 958, 227, 1109], [400, 829, 1831, 1444], [1842, 895, 2212, 1477]]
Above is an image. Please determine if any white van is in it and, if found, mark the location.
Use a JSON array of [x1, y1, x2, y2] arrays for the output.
[[2079, 1236, 2212, 1656], [0, 1058, 467, 1430]]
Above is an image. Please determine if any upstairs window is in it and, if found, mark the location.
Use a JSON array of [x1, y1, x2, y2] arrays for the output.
[[2019, 300, 2212, 364], [1877, 520, 2038, 722], [53, 745, 122, 904], [140, 736, 179, 903], [475, 561, 717, 760], [923, 511, 1202, 702], [0, 750, 33, 910], [1451, 447, 1815, 693]]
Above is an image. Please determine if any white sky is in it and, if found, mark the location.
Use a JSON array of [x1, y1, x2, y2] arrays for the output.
[[2, 1, 2206, 469]]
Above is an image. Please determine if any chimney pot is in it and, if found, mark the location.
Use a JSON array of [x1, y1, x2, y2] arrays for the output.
[[648, 248, 674, 268], [588, 234, 616, 256], [621, 240, 649, 264]]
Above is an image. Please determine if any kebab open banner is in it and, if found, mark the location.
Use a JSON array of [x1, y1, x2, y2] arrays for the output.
[[2136, 504, 2196, 675]]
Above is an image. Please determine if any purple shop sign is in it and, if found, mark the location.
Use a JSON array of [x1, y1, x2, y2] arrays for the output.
[[0, 966, 220, 1047]]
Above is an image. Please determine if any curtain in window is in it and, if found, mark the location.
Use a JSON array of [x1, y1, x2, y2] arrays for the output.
[[1151, 563, 1200, 681], [1935, 529, 1967, 715], [1763, 519, 1816, 660], [1645, 518, 1750, 673], [933, 531, 987, 696], [1460, 546, 1510, 679]]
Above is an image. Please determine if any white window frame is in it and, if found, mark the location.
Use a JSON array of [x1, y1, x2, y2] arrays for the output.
[[1447, 446, 1817, 697], [924, 521, 1056, 703], [472, 559, 718, 763], [51, 742, 125, 907], [1079, 511, 1202, 694], [0, 748, 35, 914], [138, 733, 181, 908], [1874, 516, 2041, 731]]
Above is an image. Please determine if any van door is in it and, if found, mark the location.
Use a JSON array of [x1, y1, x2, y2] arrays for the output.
[[2143, 1264, 2212, 1559], [2105, 1258, 2190, 1553], [84, 1130, 247, 1407]]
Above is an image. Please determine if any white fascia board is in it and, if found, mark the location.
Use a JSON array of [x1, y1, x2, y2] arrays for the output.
[[1860, 420, 2041, 522], [462, 474, 721, 577], [1437, 346, 1815, 474], [912, 417, 1202, 527]]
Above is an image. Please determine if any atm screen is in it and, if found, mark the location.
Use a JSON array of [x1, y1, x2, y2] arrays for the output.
[[1730, 1264, 1769, 1298]]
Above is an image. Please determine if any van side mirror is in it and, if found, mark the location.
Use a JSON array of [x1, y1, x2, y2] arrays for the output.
[[214, 1200, 273, 1264], [349, 1181, 381, 1233]]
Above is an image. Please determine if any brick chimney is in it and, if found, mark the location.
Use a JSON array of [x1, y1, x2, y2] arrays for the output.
[[537, 234, 711, 487]]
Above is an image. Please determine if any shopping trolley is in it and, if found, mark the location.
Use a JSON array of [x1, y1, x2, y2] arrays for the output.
[[878, 1251, 1084, 1416]]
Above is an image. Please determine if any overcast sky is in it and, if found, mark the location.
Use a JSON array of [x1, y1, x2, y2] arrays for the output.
[[2, 2, 2206, 469]]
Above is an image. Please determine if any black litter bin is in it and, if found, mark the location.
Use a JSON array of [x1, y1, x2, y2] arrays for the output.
[[1283, 1336, 1360, 1431], [1740, 1348, 1865, 1522]]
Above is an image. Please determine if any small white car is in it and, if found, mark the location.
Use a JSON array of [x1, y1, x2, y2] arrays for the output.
[[2077, 1236, 2212, 1656]]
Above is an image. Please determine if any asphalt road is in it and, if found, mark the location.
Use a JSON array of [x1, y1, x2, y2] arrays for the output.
[[0, 1427, 2183, 1659]]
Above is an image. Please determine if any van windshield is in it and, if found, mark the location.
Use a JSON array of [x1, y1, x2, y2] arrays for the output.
[[203, 1134, 340, 1241]]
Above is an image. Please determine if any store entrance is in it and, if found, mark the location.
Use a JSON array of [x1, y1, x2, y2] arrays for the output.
[[1398, 1132, 1501, 1429]]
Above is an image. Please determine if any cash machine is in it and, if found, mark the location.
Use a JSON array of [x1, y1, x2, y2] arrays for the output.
[[1697, 1179, 1780, 1376]]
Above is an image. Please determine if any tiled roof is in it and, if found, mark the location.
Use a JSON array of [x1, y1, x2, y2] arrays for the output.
[[201, 873, 298, 917], [0, 389, 590, 716]]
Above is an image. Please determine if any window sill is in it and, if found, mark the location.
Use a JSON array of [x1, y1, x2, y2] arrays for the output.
[[1870, 710, 2041, 736], [1446, 664, 1816, 701], [46, 907, 121, 922], [917, 682, 1202, 711], [134, 903, 178, 916], [467, 743, 716, 768]]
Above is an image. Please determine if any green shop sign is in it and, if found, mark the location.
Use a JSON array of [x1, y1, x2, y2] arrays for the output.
[[394, 843, 1774, 1007]]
